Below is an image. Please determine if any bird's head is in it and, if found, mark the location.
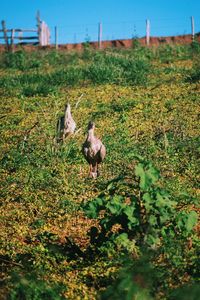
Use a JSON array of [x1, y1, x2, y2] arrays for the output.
[[65, 103, 71, 112], [88, 121, 95, 130]]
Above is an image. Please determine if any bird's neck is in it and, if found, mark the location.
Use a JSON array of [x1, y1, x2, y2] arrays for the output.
[[65, 106, 71, 119], [87, 128, 95, 140]]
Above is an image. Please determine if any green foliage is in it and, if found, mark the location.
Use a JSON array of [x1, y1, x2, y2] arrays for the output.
[[0, 45, 199, 299], [187, 56, 200, 82], [169, 283, 200, 300], [85, 53, 150, 85], [85, 62, 120, 84], [50, 67, 84, 86], [84, 158, 196, 255], [176, 211, 198, 235], [190, 39, 200, 55], [8, 272, 65, 300], [155, 44, 190, 63], [3, 50, 28, 70], [82, 154, 198, 298], [44, 50, 79, 66], [2, 50, 41, 70], [123, 59, 150, 85], [135, 161, 160, 190], [132, 38, 141, 49], [101, 258, 154, 300]]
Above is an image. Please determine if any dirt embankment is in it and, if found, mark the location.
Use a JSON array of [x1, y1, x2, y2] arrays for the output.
[[0, 34, 199, 52]]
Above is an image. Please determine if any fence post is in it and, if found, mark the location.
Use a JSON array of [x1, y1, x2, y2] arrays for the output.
[[191, 16, 195, 41], [36, 10, 41, 45], [55, 26, 58, 49], [11, 29, 15, 52], [1, 20, 9, 51], [98, 22, 102, 49], [146, 19, 150, 46]]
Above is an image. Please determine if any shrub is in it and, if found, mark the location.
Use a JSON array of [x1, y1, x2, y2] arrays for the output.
[[85, 54, 150, 85], [83, 157, 198, 298], [190, 39, 200, 55], [84, 62, 120, 84], [8, 272, 65, 300], [3, 50, 27, 70], [83, 158, 177, 251], [2, 50, 41, 70], [155, 45, 190, 63], [123, 59, 150, 85]]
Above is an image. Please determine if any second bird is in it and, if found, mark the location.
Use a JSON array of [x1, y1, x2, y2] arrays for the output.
[[63, 103, 76, 138], [82, 121, 106, 178]]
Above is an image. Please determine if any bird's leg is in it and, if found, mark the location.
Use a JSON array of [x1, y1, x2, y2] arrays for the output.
[[97, 164, 100, 177], [89, 164, 92, 177], [93, 163, 98, 179], [89, 164, 97, 179]]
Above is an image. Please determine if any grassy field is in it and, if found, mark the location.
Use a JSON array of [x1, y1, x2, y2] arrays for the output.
[[0, 43, 199, 299]]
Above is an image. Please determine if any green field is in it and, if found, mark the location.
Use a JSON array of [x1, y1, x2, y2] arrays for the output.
[[0, 43, 199, 299]]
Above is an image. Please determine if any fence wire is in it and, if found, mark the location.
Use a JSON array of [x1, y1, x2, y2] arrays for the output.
[[49, 16, 199, 45]]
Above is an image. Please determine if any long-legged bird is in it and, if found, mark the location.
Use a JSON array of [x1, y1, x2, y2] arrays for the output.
[[82, 121, 106, 178], [57, 103, 76, 142]]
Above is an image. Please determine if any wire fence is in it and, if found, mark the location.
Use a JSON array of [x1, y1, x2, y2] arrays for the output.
[[49, 16, 200, 45], [0, 16, 199, 46]]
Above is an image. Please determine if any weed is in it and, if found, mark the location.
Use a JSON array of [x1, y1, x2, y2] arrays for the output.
[[8, 272, 65, 300], [0, 45, 199, 300]]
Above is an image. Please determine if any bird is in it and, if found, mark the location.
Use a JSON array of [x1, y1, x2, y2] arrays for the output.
[[63, 103, 76, 138], [82, 121, 106, 178], [56, 103, 76, 142]]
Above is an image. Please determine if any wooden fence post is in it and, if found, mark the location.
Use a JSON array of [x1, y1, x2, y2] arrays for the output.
[[1, 20, 9, 51], [55, 26, 58, 49], [191, 16, 195, 41], [11, 29, 15, 52], [36, 10, 41, 45], [146, 19, 150, 46], [98, 22, 102, 49]]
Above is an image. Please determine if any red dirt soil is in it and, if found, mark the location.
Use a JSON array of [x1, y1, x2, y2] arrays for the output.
[[0, 34, 199, 52]]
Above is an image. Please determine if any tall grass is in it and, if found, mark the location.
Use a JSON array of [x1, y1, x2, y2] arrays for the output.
[[1, 42, 199, 98]]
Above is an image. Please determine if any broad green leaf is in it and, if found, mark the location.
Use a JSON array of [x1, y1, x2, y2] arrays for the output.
[[146, 165, 160, 184], [146, 234, 160, 246], [156, 192, 166, 207], [135, 163, 148, 190], [143, 193, 153, 212], [185, 211, 198, 232], [123, 206, 135, 221], [149, 215, 157, 226], [106, 195, 124, 214], [84, 198, 103, 218]]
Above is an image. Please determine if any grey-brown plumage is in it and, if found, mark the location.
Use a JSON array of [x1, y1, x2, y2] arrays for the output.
[[63, 103, 76, 137], [82, 121, 106, 178], [57, 103, 76, 142]]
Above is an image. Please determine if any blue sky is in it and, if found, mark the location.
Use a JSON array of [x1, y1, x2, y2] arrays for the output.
[[1, 0, 200, 44]]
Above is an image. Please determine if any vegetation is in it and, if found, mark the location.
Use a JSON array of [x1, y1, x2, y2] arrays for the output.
[[0, 42, 199, 299]]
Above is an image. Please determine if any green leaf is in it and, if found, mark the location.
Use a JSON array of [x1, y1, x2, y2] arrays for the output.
[[106, 195, 124, 214], [146, 234, 160, 246], [143, 192, 154, 211], [123, 206, 135, 221], [124, 206, 138, 229], [135, 162, 160, 190], [84, 197, 103, 218], [185, 211, 198, 232], [135, 163, 148, 190], [107, 182, 114, 191], [149, 215, 157, 226], [156, 192, 166, 207], [146, 165, 160, 184], [115, 233, 137, 253], [115, 232, 129, 245]]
